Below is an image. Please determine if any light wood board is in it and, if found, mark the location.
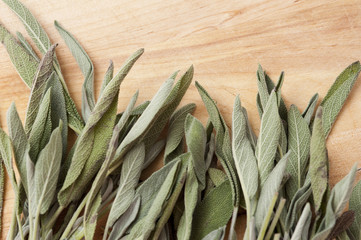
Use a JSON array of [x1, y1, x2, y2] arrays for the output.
[[0, 0, 361, 238]]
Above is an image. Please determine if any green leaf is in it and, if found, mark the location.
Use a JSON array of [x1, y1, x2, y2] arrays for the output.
[[310, 107, 328, 213], [255, 152, 289, 230], [348, 179, 361, 240], [164, 103, 196, 164], [34, 123, 62, 214], [100, 60, 114, 95], [321, 61, 361, 136], [128, 161, 180, 239], [6, 103, 28, 189], [55, 21, 95, 122], [256, 90, 281, 186], [0, 128, 17, 189], [28, 87, 52, 161], [143, 139, 165, 169], [84, 192, 102, 240], [291, 203, 312, 240], [177, 162, 199, 240], [45, 72, 68, 156], [24, 44, 56, 135], [232, 96, 259, 210], [108, 195, 141, 240], [302, 93, 319, 125], [107, 143, 145, 228], [0, 24, 39, 87], [208, 168, 228, 187], [16, 31, 39, 61], [185, 114, 207, 190], [286, 105, 311, 199], [196, 81, 240, 206], [191, 180, 233, 240], [58, 49, 143, 206], [256, 64, 269, 114]]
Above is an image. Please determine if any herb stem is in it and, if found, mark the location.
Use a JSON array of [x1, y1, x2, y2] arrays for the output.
[[7, 205, 18, 240], [228, 207, 239, 240], [257, 193, 278, 240], [16, 214, 24, 240], [264, 198, 286, 240]]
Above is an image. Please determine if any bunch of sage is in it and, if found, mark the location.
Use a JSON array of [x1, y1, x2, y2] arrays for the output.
[[1, 0, 361, 240]]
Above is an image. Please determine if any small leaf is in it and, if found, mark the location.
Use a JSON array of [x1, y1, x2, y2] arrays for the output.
[[191, 180, 233, 240], [84, 193, 102, 240], [100, 60, 114, 95], [16, 31, 39, 61], [321, 61, 361, 136], [55, 21, 95, 122], [256, 90, 281, 186], [291, 203, 312, 240], [302, 93, 319, 125], [255, 152, 289, 230], [348, 179, 361, 240], [310, 107, 328, 213], [0, 128, 17, 189], [286, 105, 311, 199]]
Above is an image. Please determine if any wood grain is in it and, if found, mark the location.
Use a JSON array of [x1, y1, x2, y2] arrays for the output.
[[0, 0, 361, 238]]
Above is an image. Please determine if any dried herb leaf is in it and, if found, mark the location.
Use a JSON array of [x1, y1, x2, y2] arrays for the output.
[[84, 193, 101, 240], [291, 203, 312, 240], [302, 93, 319, 125], [348, 179, 361, 240]]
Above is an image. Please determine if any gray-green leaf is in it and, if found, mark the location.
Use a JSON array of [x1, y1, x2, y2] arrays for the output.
[[348, 179, 361, 240], [302, 93, 319, 125]]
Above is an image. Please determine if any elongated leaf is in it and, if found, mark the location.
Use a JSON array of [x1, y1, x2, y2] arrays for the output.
[[185, 114, 207, 189], [111, 75, 174, 170], [310, 107, 328, 213], [328, 211, 355, 240], [58, 49, 143, 206], [321, 61, 361, 136], [16, 31, 39, 61], [177, 162, 199, 240], [28, 88, 52, 161], [191, 180, 233, 239], [232, 96, 259, 208], [291, 203, 312, 240], [196, 81, 240, 206], [143, 139, 165, 169], [314, 165, 357, 240], [25, 44, 56, 135], [302, 93, 319, 125], [55, 21, 95, 121], [348, 180, 361, 240], [100, 60, 114, 96], [0, 24, 39, 87], [208, 168, 228, 187], [164, 103, 196, 164], [108, 195, 141, 240], [0, 128, 17, 191], [201, 226, 226, 240], [46, 72, 68, 155], [7, 103, 28, 188], [286, 105, 311, 199], [128, 162, 180, 239], [34, 123, 62, 214], [256, 90, 281, 186], [107, 143, 145, 228], [255, 152, 289, 230], [84, 193, 102, 240], [257, 64, 269, 114]]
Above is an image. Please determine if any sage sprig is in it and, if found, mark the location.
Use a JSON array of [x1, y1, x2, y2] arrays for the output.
[[1, 1, 361, 240]]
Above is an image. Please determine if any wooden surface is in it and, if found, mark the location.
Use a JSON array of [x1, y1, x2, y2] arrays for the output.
[[1, 0, 361, 238]]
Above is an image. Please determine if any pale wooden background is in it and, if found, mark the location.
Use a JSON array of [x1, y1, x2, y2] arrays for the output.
[[0, 0, 361, 238]]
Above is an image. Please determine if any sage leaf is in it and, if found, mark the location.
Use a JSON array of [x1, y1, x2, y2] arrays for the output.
[[106, 143, 145, 229], [321, 61, 361, 136], [291, 203, 312, 240], [286, 105, 311, 199], [256, 90, 281, 186], [310, 107, 328, 213], [58, 49, 143, 206], [196, 81, 240, 206], [164, 103, 196, 164], [232, 96, 259, 210], [348, 179, 361, 240], [201, 226, 226, 240], [100, 60, 114, 95], [177, 162, 199, 240], [127, 161, 180, 239], [256, 64, 269, 114], [34, 123, 62, 214], [0, 128, 17, 189], [16, 31, 39, 61], [302, 93, 319, 125], [84, 193, 101, 240], [0, 24, 38, 87], [25, 44, 56, 135], [185, 114, 207, 190], [143, 139, 165, 169], [28, 88, 52, 161], [327, 211, 355, 240], [191, 180, 233, 240], [55, 21, 95, 122], [45, 72, 68, 155], [255, 152, 289, 230], [208, 168, 228, 187], [108, 195, 141, 240]]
